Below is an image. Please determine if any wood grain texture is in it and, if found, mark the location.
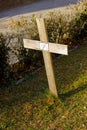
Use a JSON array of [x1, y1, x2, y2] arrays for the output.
[[23, 39, 68, 55], [36, 18, 58, 97]]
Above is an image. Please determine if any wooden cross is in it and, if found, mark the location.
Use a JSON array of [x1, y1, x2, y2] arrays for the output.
[[23, 18, 68, 97]]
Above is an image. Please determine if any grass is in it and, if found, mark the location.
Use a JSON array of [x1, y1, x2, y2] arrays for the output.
[[0, 0, 37, 12], [0, 43, 87, 130]]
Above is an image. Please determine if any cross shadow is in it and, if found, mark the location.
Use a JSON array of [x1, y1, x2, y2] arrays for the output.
[[0, 44, 87, 109], [59, 84, 87, 101]]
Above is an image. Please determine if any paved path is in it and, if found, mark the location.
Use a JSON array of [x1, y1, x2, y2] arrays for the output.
[[0, 0, 77, 19], [0, 0, 77, 33]]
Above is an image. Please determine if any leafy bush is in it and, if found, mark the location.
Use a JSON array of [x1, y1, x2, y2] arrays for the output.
[[69, 1, 87, 44], [8, 0, 87, 73], [0, 0, 86, 87], [17, 36, 43, 70], [46, 13, 69, 44], [0, 33, 10, 87], [10, 0, 87, 46], [9, 16, 43, 72]]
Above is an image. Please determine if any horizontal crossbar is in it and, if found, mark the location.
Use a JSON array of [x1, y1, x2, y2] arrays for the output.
[[23, 39, 68, 55]]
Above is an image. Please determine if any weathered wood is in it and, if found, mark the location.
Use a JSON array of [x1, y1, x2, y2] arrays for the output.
[[49, 43, 68, 55], [23, 39, 68, 55], [36, 18, 58, 97], [23, 39, 40, 50], [23, 18, 69, 97]]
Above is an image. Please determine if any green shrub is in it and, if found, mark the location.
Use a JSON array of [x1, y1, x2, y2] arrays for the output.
[[8, 0, 87, 73], [0, 33, 10, 87], [69, 2, 87, 44], [46, 13, 69, 44], [9, 33, 43, 73], [18, 41, 43, 70]]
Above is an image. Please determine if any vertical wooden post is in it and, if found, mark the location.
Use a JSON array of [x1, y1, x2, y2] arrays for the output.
[[36, 18, 58, 97]]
